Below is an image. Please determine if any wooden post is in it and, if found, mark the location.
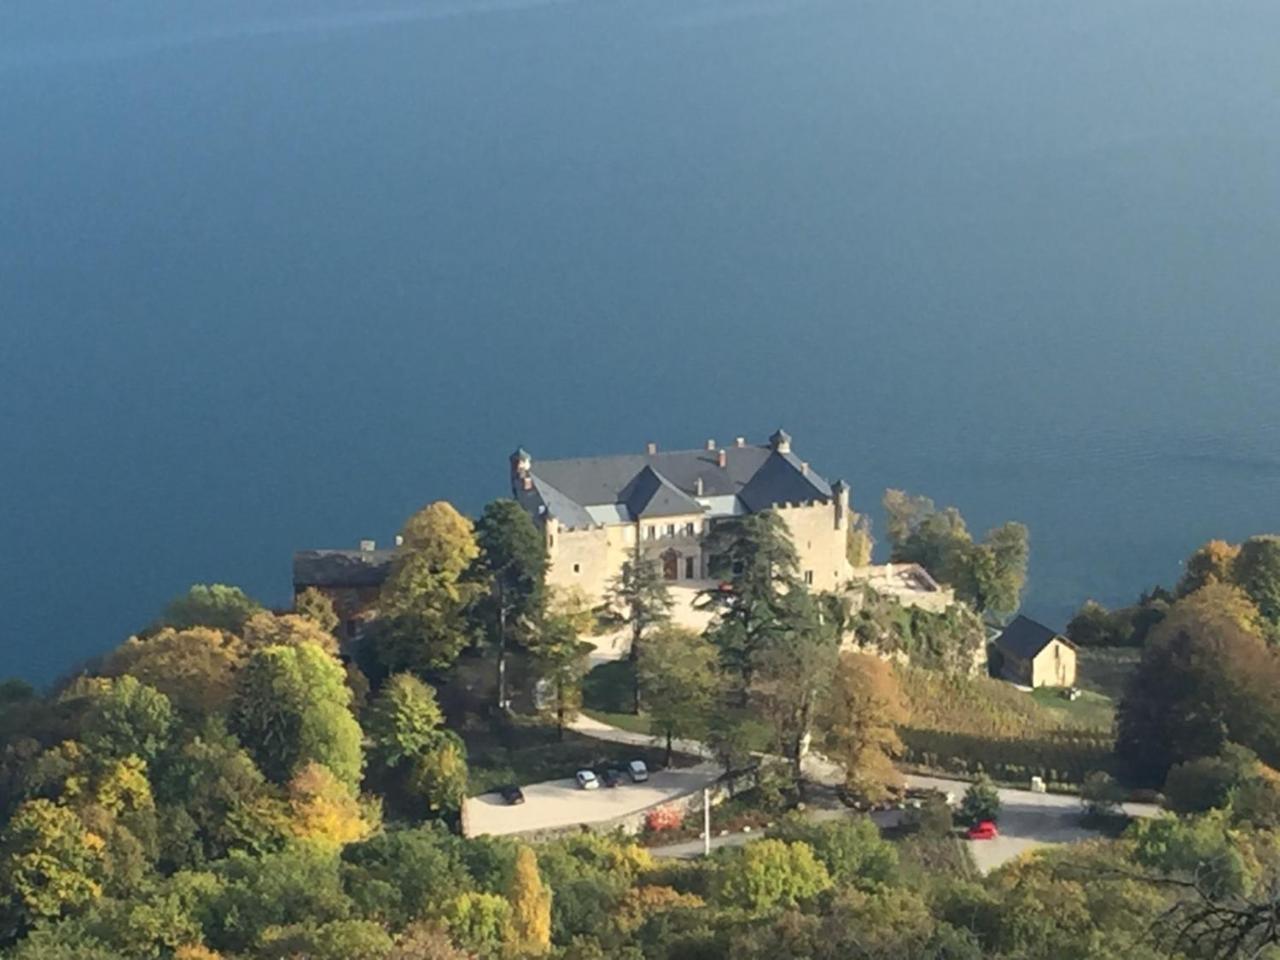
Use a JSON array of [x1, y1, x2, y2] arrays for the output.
[[703, 788, 711, 858]]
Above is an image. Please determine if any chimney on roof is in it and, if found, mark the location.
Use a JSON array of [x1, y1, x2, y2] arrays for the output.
[[735, 436, 745, 447], [769, 428, 792, 454], [695, 477, 704, 496], [646, 441, 658, 456], [359, 539, 376, 553], [717, 449, 728, 469], [705, 439, 716, 451]]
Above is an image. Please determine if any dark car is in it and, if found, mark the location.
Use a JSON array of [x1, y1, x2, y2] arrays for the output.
[[600, 768, 624, 788], [499, 784, 525, 805]]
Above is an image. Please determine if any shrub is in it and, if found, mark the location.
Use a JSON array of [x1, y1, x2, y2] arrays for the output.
[[959, 777, 1000, 826], [644, 806, 684, 833]]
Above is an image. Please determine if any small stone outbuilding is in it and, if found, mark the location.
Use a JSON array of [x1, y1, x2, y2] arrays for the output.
[[993, 615, 1078, 688]]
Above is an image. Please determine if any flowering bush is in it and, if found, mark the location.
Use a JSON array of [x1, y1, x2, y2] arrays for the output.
[[644, 806, 684, 833]]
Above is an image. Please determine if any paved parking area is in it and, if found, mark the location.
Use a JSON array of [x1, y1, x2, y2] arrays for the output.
[[465, 762, 721, 837]]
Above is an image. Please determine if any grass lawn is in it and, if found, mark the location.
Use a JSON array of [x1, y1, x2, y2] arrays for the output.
[[461, 715, 680, 795], [1029, 686, 1116, 728], [582, 658, 637, 713], [581, 658, 656, 735]]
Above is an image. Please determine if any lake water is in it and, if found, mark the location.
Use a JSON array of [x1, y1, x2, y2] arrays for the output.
[[4, 0, 1280, 684]]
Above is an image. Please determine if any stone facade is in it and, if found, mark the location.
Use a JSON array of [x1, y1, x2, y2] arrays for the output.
[[512, 431, 852, 607]]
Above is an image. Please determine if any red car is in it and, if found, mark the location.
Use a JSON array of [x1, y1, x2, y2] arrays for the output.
[[967, 820, 999, 840]]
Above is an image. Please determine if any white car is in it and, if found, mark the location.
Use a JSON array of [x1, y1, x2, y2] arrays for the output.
[[628, 760, 649, 783], [575, 770, 600, 790]]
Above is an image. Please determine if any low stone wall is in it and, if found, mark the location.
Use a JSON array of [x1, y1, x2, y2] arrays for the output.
[[492, 767, 759, 844]]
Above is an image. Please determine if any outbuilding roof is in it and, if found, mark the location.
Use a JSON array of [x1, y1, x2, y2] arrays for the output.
[[993, 615, 1075, 660], [293, 549, 395, 589]]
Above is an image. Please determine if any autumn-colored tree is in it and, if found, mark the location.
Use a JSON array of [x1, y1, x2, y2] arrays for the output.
[[0, 798, 104, 936], [1117, 583, 1280, 785], [378, 502, 482, 675], [231, 643, 364, 789], [161, 584, 263, 633], [294, 587, 340, 634], [242, 612, 340, 656], [392, 924, 474, 960], [637, 626, 718, 764], [285, 762, 374, 846], [846, 511, 875, 567], [821, 652, 906, 803], [506, 846, 551, 955], [1178, 540, 1242, 597], [102, 627, 245, 715]]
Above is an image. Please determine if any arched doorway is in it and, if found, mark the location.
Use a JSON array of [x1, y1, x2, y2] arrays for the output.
[[661, 549, 680, 581]]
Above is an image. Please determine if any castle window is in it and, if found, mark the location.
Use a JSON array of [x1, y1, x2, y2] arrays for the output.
[[646, 526, 656, 540], [685, 522, 695, 536], [804, 570, 814, 585], [573, 563, 581, 574], [685, 557, 695, 579], [664, 523, 675, 537]]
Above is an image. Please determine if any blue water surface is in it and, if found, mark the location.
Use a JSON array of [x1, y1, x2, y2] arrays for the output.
[[4, 0, 1280, 682]]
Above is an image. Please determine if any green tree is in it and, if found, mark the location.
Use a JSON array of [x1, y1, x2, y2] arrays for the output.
[[531, 618, 591, 740], [365, 674, 445, 771], [1080, 770, 1126, 821], [231, 644, 364, 789], [700, 511, 800, 697], [1233, 535, 1280, 626], [959, 776, 1001, 825], [712, 839, 832, 917], [81, 676, 174, 766], [883, 491, 1029, 618], [160, 584, 263, 633], [964, 522, 1030, 620], [409, 733, 468, 817], [439, 891, 510, 957], [603, 555, 673, 712], [769, 815, 898, 889], [472, 500, 548, 711], [636, 627, 718, 764], [506, 846, 551, 955], [378, 502, 481, 675], [0, 799, 103, 936], [751, 591, 839, 786], [294, 587, 340, 634]]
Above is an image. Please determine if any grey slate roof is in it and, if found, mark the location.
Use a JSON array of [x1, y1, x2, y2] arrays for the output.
[[619, 466, 705, 518], [515, 439, 833, 528], [993, 615, 1073, 660], [293, 549, 395, 589]]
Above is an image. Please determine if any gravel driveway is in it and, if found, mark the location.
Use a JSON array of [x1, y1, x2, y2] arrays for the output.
[[465, 762, 721, 837]]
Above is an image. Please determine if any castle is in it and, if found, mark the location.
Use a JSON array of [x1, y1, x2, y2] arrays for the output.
[[510, 430, 853, 604]]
